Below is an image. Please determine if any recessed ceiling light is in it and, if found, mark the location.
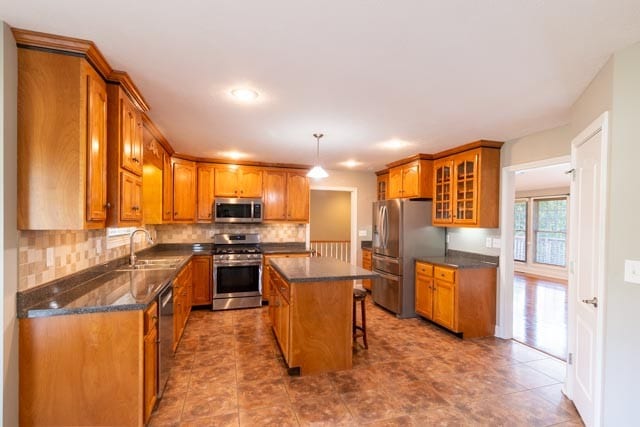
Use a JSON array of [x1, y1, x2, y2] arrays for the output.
[[219, 150, 248, 160], [341, 160, 362, 168], [230, 88, 259, 102], [378, 138, 414, 150]]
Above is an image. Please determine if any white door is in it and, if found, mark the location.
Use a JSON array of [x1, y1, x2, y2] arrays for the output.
[[568, 113, 608, 426]]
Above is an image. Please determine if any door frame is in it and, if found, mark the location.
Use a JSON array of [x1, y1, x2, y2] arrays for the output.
[[565, 112, 609, 426], [498, 155, 571, 339], [307, 185, 358, 264]]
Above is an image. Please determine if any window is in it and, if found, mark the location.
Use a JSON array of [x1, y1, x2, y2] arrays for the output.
[[533, 198, 567, 266], [513, 200, 527, 262]]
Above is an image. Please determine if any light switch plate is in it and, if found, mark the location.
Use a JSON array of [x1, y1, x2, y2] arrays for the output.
[[485, 237, 493, 248], [492, 238, 501, 249], [358, 229, 368, 237], [624, 260, 640, 284], [46, 247, 54, 268]]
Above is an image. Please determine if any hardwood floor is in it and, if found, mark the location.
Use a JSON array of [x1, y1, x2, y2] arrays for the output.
[[513, 272, 568, 361], [149, 298, 582, 426]]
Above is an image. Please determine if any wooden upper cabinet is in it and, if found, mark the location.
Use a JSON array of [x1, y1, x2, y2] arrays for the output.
[[106, 84, 145, 227], [387, 168, 403, 199], [287, 172, 310, 222], [387, 160, 433, 199], [119, 94, 143, 176], [376, 173, 388, 201], [432, 147, 500, 228], [85, 69, 109, 224], [17, 49, 108, 230], [141, 126, 166, 225], [263, 170, 287, 220], [263, 170, 309, 222], [214, 166, 262, 198], [120, 171, 143, 222], [197, 164, 215, 221], [163, 152, 173, 222], [433, 158, 454, 224], [172, 158, 197, 222]]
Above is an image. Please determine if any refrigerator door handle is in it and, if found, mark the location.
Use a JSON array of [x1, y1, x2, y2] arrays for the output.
[[372, 254, 399, 264], [373, 269, 400, 282], [382, 205, 389, 249]]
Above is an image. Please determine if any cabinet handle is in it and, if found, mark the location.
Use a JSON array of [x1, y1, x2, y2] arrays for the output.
[[104, 202, 111, 209], [151, 315, 158, 321]]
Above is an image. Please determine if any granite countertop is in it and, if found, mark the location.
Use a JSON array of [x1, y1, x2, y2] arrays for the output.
[[416, 250, 499, 269], [270, 257, 378, 283], [18, 245, 199, 319], [261, 242, 310, 255]]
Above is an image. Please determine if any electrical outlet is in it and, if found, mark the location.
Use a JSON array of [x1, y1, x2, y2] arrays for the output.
[[358, 229, 367, 237], [46, 247, 54, 268], [485, 237, 493, 248], [624, 260, 640, 284], [492, 238, 501, 249]]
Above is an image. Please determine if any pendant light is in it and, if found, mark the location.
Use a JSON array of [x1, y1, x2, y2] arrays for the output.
[[307, 133, 329, 179]]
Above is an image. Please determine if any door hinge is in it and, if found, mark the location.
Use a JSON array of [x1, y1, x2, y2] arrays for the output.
[[568, 353, 573, 365]]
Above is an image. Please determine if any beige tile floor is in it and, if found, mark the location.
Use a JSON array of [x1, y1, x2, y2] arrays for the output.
[[150, 298, 583, 426]]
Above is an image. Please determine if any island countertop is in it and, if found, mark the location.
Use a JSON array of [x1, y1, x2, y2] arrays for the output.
[[270, 256, 378, 283]]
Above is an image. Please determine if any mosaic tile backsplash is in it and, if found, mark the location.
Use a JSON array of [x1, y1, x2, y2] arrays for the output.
[[18, 223, 306, 291], [154, 223, 306, 244]]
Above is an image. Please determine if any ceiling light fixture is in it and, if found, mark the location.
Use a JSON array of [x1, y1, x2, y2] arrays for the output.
[[341, 160, 362, 168], [219, 150, 247, 160], [307, 133, 329, 179], [230, 88, 259, 102]]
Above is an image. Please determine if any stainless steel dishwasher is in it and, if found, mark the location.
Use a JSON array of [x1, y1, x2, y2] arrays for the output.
[[158, 282, 174, 398]]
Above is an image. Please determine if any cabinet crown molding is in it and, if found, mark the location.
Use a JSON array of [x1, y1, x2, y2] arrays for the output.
[[12, 27, 149, 112]]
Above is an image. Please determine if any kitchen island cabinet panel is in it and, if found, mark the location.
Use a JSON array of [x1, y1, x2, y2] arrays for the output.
[[19, 310, 144, 426]]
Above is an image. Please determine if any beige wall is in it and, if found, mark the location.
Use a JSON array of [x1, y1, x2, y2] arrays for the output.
[[502, 125, 574, 167], [601, 42, 640, 423], [310, 190, 351, 241], [2, 21, 18, 426], [310, 169, 377, 264]]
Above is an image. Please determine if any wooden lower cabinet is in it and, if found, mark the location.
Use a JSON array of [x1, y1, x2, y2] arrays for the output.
[[361, 248, 372, 290], [415, 261, 496, 338], [143, 302, 158, 424], [268, 267, 352, 375], [173, 261, 193, 349], [262, 252, 309, 303], [191, 255, 212, 306], [19, 308, 154, 426]]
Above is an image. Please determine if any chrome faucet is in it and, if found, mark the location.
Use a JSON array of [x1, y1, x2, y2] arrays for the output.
[[129, 228, 154, 266]]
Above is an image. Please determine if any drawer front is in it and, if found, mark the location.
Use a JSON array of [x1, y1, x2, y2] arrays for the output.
[[434, 266, 455, 282], [144, 301, 158, 334], [416, 262, 433, 277]]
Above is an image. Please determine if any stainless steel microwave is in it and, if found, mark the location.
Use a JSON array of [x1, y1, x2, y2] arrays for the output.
[[214, 198, 263, 223]]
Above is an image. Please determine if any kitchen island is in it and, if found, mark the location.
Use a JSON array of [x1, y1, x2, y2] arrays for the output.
[[269, 257, 378, 375]]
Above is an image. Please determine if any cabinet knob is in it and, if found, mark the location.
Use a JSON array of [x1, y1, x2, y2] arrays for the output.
[[174, 212, 178, 215], [104, 202, 111, 209]]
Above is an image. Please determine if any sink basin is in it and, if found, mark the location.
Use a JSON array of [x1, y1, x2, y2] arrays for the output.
[[116, 257, 184, 271]]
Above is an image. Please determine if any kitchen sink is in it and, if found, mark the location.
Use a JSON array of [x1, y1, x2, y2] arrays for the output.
[[116, 257, 184, 271]]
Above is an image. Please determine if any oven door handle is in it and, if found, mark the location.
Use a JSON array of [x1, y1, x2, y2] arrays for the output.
[[213, 261, 263, 267]]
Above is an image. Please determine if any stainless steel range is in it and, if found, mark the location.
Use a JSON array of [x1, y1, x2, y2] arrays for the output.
[[212, 233, 263, 310]]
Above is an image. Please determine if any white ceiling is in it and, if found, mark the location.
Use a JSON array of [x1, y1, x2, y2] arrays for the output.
[[515, 163, 571, 192], [3, 1, 640, 171]]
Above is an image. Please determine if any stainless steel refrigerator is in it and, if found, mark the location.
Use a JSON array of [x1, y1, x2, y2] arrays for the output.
[[372, 199, 445, 318]]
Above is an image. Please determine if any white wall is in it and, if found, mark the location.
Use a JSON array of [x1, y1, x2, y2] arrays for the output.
[[600, 42, 640, 424], [1, 21, 19, 426]]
